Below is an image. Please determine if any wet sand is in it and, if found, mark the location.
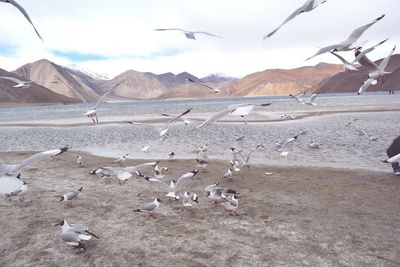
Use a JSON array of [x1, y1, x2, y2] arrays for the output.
[[1, 151, 400, 266]]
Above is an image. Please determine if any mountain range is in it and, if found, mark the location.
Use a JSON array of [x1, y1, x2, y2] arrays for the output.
[[1, 54, 399, 105]]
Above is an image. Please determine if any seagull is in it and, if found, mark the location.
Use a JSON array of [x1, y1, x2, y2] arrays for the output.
[[193, 145, 208, 159], [154, 28, 223, 40], [161, 108, 193, 126], [4, 175, 27, 200], [76, 155, 83, 167], [59, 187, 83, 207], [133, 198, 162, 219], [235, 134, 245, 141], [263, 0, 327, 39], [186, 78, 232, 94], [238, 144, 264, 171], [112, 151, 132, 166], [281, 114, 296, 120], [90, 161, 158, 183], [352, 38, 389, 67], [280, 151, 290, 159], [0, 145, 71, 176], [222, 194, 240, 216], [0, 0, 43, 41], [153, 164, 168, 179], [368, 134, 379, 141], [141, 145, 150, 154], [223, 169, 233, 180], [168, 151, 176, 160], [145, 170, 199, 199], [56, 78, 126, 123], [181, 192, 199, 207], [196, 159, 209, 171], [306, 14, 385, 60], [0, 76, 41, 88], [54, 219, 99, 250], [205, 182, 239, 206], [276, 134, 299, 151], [309, 141, 322, 149], [357, 45, 396, 95], [289, 93, 319, 105]]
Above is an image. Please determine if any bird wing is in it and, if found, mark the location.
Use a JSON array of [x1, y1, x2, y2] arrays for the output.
[[140, 202, 157, 211], [65, 190, 79, 200], [196, 109, 232, 129], [377, 45, 396, 71], [187, 78, 215, 91], [146, 178, 170, 191], [193, 31, 223, 38], [345, 15, 385, 44], [154, 28, 185, 32], [0, 76, 24, 84], [230, 104, 254, 116], [7, 0, 43, 41], [358, 78, 375, 94], [166, 108, 192, 125], [0, 176, 23, 195], [93, 79, 126, 110], [352, 38, 389, 64], [130, 161, 159, 172], [357, 54, 379, 71], [306, 44, 341, 60], [263, 5, 304, 39], [329, 51, 358, 70], [174, 170, 197, 191], [309, 93, 319, 103], [56, 78, 88, 105], [6, 145, 70, 175]]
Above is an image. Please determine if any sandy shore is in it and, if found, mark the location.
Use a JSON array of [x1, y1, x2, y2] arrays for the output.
[[1, 151, 400, 266]]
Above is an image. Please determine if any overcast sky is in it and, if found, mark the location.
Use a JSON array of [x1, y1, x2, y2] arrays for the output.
[[0, 0, 398, 79]]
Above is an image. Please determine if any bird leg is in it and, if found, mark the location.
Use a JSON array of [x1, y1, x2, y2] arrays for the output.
[[149, 212, 157, 219]]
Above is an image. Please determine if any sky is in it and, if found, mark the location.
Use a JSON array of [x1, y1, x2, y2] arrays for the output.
[[0, 0, 399, 79]]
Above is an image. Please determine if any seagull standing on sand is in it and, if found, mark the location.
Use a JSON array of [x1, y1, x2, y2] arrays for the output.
[[54, 219, 99, 250], [0, 0, 43, 41], [168, 151, 176, 160], [205, 182, 239, 206], [133, 198, 162, 219], [222, 194, 240, 216], [59, 187, 83, 207], [223, 169, 233, 180], [154, 28, 223, 40], [76, 155, 83, 167], [56, 78, 126, 123], [306, 14, 385, 60], [181, 192, 199, 207], [263, 0, 327, 39]]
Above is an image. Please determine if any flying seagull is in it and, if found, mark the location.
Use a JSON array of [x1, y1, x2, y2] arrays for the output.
[[0, 76, 42, 88], [306, 14, 385, 60], [186, 77, 232, 94], [4, 175, 27, 200], [352, 38, 389, 67], [263, 0, 327, 39], [0, 0, 43, 41], [289, 93, 319, 105], [0, 145, 71, 176], [358, 45, 396, 95], [154, 28, 223, 40], [56, 77, 126, 123]]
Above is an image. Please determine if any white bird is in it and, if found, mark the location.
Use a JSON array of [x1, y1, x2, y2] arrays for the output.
[[223, 169, 233, 180], [186, 77, 232, 94], [235, 134, 245, 141], [289, 93, 319, 105], [329, 51, 358, 71], [222, 194, 240, 216], [276, 134, 299, 151], [54, 219, 99, 250], [196, 159, 209, 171], [309, 141, 322, 149], [0, 0, 43, 41], [357, 45, 396, 95], [154, 28, 223, 40], [281, 114, 296, 120], [238, 144, 264, 171], [205, 182, 239, 205], [145, 169, 199, 199], [263, 0, 327, 39], [181, 192, 199, 207], [76, 155, 83, 167], [161, 108, 193, 126], [280, 151, 289, 159], [56, 77, 126, 123], [153, 164, 168, 179], [133, 198, 162, 219], [352, 38, 389, 67], [90, 161, 158, 184], [141, 145, 150, 154], [368, 134, 379, 141], [306, 14, 385, 60], [159, 127, 169, 141], [59, 187, 83, 207], [0, 145, 71, 176], [4, 176, 27, 200], [0, 76, 41, 88], [112, 154, 128, 166]]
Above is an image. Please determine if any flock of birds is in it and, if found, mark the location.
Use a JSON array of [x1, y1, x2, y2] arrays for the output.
[[0, 0, 398, 252]]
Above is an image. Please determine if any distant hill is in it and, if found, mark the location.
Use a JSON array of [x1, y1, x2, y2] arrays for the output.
[[317, 54, 400, 93], [0, 68, 77, 105]]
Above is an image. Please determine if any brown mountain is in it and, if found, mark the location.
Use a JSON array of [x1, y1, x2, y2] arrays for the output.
[[317, 54, 400, 93], [224, 63, 344, 97], [0, 68, 77, 105], [14, 59, 104, 102]]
